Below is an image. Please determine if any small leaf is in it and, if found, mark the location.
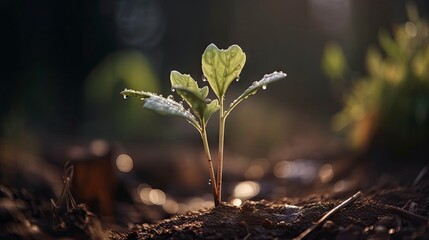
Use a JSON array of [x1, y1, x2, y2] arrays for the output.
[[173, 87, 219, 124], [226, 71, 287, 117], [204, 99, 219, 122], [170, 71, 208, 100], [170, 71, 210, 117], [202, 44, 246, 98], [121, 89, 200, 129]]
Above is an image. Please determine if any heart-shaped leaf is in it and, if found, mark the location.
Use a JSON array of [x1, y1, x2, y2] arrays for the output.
[[226, 71, 287, 117], [202, 44, 246, 98], [121, 89, 200, 130]]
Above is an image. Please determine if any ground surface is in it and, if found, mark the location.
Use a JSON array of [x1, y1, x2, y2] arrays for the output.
[[3, 180, 428, 239], [109, 180, 429, 240]]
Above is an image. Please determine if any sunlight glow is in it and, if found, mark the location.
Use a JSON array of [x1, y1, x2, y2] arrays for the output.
[[232, 198, 242, 207]]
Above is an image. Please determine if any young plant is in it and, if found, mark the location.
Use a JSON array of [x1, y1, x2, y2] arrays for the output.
[[121, 44, 286, 206]]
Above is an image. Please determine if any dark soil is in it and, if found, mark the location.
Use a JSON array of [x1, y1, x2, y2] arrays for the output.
[[1, 177, 428, 239], [108, 181, 429, 240]]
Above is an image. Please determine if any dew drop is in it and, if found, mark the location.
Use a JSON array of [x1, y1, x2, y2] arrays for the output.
[[171, 88, 175, 92], [235, 77, 240, 82], [123, 95, 127, 99], [262, 85, 267, 90], [202, 75, 207, 82], [208, 179, 212, 185]]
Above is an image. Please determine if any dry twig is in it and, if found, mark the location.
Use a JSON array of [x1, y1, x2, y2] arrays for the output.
[[386, 205, 428, 225], [413, 165, 428, 186], [293, 191, 363, 240]]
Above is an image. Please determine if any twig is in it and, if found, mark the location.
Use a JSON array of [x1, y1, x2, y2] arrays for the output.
[[243, 233, 251, 240], [51, 162, 77, 216], [386, 205, 428, 225], [413, 165, 428, 186], [293, 191, 363, 240]]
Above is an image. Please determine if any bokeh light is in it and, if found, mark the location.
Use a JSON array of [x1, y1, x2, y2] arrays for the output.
[[232, 198, 242, 207], [273, 160, 318, 183], [405, 21, 418, 37], [139, 187, 153, 205], [245, 165, 265, 180], [233, 181, 260, 200], [89, 139, 109, 157], [162, 199, 179, 214], [318, 163, 334, 183], [115, 154, 133, 173], [149, 189, 166, 205]]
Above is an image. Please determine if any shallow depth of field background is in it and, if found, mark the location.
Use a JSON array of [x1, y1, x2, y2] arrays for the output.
[[1, 0, 428, 222]]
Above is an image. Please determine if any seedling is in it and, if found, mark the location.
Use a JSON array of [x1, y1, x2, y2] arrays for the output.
[[121, 44, 286, 206]]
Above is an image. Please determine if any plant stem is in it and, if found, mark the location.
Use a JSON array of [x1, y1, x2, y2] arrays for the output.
[[201, 126, 219, 206], [217, 97, 226, 205]]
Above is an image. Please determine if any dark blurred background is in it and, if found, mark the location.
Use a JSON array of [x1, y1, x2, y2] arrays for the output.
[[1, 0, 428, 223]]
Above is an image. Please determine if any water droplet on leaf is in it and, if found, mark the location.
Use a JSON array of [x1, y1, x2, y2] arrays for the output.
[[171, 88, 175, 92], [123, 95, 127, 99], [262, 85, 267, 90]]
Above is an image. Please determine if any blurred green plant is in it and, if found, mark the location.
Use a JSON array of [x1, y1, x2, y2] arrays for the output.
[[322, 42, 347, 81], [121, 44, 286, 206], [324, 4, 429, 155], [85, 50, 160, 139]]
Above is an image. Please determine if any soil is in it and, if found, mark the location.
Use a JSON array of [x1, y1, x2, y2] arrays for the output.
[[2, 180, 428, 239], [108, 180, 429, 240]]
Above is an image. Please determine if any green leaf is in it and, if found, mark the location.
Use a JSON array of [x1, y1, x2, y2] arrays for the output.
[[226, 71, 287, 117], [172, 87, 219, 124], [170, 71, 208, 116], [121, 89, 200, 130], [204, 99, 219, 122], [202, 44, 246, 98], [170, 71, 219, 123], [170, 71, 209, 100]]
